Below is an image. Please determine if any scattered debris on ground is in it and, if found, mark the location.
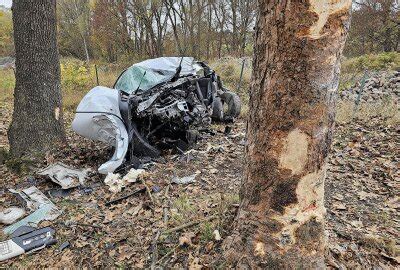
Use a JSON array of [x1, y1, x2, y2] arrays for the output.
[[171, 172, 199, 185], [0, 106, 398, 267], [38, 162, 90, 189], [0, 226, 56, 261], [0, 207, 25, 225], [4, 186, 62, 235]]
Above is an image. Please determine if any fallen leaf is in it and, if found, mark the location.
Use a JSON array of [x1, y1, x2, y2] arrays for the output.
[[332, 202, 347, 210], [189, 254, 202, 270], [179, 232, 195, 246], [75, 240, 90, 248], [349, 220, 363, 228], [127, 202, 143, 216], [332, 194, 344, 201]]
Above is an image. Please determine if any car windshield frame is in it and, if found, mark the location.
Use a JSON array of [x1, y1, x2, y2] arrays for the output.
[[113, 57, 205, 95], [114, 65, 175, 95]]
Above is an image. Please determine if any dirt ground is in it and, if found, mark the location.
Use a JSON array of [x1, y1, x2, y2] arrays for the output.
[[0, 103, 398, 268]]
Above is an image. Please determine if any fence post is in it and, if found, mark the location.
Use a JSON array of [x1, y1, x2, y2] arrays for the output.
[[352, 69, 369, 119], [95, 64, 99, 85], [237, 58, 245, 93]]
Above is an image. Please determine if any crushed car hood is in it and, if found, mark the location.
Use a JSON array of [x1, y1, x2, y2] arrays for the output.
[[114, 57, 203, 94]]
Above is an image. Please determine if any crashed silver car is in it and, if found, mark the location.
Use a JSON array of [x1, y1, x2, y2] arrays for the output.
[[72, 57, 241, 174]]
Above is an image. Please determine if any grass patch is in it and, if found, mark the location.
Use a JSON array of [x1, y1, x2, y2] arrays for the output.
[[0, 68, 15, 104], [336, 98, 399, 125], [368, 211, 395, 229], [199, 221, 215, 243], [339, 52, 400, 92], [341, 52, 400, 74], [0, 58, 125, 111], [170, 195, 198, 225], [173, 194, 196, 213], [61, 58, 123, 111]]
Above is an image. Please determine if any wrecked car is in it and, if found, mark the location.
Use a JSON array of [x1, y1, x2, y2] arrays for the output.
[[72, 57, 241, 174]]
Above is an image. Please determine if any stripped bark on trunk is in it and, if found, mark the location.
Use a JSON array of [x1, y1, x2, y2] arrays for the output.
[[223, 0, 352, 268]]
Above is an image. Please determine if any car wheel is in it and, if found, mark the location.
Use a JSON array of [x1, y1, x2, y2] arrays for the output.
[[211, 97, 224, 121], [220, 90, 241, 119]]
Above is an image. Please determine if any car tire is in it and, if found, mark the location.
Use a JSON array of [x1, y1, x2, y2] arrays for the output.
[[220, 90, 241, 119], [211, 97, 224, 121]]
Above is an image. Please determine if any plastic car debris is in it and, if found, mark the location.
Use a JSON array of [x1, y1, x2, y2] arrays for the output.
[[0, 226, 56, 261], [57, 241, 70, 252], [80, 187, 93, 195], [104, 172, 123, 193], [104, 168, 146, 193], [47, 188, 73, 198], [151, 186, 161, 193], [3, 205, 56, 235], [4, 186, 62, 235], [122, 168, 146, 183], [171, 173, 198, 184], [38, 162, 90, 189], [0, 207, 26, 225], [9, 186, 59, 214]]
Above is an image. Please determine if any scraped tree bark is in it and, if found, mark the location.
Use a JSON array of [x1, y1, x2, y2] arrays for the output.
[[8, 0, 65, 157], [223, 0, 352, 268]]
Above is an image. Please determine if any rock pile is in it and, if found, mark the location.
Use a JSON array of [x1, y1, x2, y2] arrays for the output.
[[340, 71, 399, 103]]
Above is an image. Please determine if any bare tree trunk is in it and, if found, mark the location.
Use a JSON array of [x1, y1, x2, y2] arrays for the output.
[[223, 0, 352, 268], [165, 0, 183, 55], [381, 0, 393, 52], [212, 1, 226, 59], [206, 1, 212, 59], [72, 0, 90, 62], [230, 0, 238, 55], [8, 0, 65, 157], [82, 34, 90, 62], [187, 0, 196, 56]]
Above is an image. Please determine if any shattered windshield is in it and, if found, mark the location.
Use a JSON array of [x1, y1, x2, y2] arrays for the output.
[[113, 57, 204, 95], [114, 66, 174, 94]]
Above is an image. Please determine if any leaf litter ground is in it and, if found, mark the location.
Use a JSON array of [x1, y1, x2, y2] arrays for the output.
[[0, 105, 398, 268]]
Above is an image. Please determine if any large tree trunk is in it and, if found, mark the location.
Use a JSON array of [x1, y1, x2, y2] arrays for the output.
[[223, 0, 352, 268], [8, 0, 65, 157]]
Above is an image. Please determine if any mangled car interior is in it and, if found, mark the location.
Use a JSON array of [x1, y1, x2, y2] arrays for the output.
[[72, 57, 241, 174]]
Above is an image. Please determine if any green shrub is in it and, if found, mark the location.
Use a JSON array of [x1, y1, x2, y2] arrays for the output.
[[341, 52, 400, 74], [60, 58, 96, 110], [61, 58, 94, 90], [60, 58, 124, 110]]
